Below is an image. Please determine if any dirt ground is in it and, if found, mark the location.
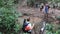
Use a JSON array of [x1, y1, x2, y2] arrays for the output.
[[18, 6, 60, 22], [17, 4, 60, 34], [17, 0, 60, 24]]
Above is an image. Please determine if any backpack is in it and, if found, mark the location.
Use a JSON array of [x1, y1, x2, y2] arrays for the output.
[[23, 23, 29, 32], [25, 23, 32, 31], [22, 19, 29, 32]]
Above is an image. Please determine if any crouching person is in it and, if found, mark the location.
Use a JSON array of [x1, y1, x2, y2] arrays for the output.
[[22, 18, 34, 34]]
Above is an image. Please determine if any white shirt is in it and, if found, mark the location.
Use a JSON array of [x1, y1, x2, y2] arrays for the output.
[[26, 21, 32, 29]]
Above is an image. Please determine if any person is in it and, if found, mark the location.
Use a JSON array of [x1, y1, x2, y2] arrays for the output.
[[53, 5, 55, 9], [22, 18, 34, 34], [48, 5, 50, 9], [40, 3, 44, 11], [44, 4, 49, 22], [40, 5, 44, 11], [45, 5, 49, 14]]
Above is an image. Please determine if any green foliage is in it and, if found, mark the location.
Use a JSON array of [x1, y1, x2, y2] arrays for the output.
[[0, 32, 3, 34], [14, 0, 19, 4], [0, 7, 20, 34], [56, 16, 60, 20], [14, 23, 20, 33], [0, 0, 21, 34], [40, 0, 47, 3], [46, 0, 60, 3], [46, 23, 56, 34], [0, 0, 15, 7], [56, 30, 60, 34], [27, 0, 47, 7], [46, 23, 60, 34], [46, 31, 52, 34], [46, 23, 53, 31], [27, 0, 35, 7]]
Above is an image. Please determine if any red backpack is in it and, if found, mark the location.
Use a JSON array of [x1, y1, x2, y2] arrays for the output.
[[25, 24, 31, 31]]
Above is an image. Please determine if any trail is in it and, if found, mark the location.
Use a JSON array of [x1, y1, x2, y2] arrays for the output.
[[18, 6, 60, 34], [17, 0, 60, 34]]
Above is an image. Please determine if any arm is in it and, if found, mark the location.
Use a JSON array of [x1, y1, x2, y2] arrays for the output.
[[28, 23, 35, 30], [31, 24, 35, 29]]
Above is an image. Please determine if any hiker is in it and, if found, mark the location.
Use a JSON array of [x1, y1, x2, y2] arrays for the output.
[[40, 3, 44, 11], [45, 4, 50, 14], [22, 18, 34, 34], [40, 5, 44, 11], [44, 4, 49, 22], [53, 5, 55, 9], [48, 5, 50, 9]]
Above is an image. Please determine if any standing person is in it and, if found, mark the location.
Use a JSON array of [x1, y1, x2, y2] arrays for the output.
[[22, 18, 34, 34], [40, 5, 44, 11], [40, 3, 44, 11], [53, 5, 55, 9], [44, 4, 49, 22], [45, 4, 49, 14]]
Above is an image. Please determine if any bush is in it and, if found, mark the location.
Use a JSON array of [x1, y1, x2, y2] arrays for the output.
[[14, 23, 21, 33], [0, 7, 20, 34], [45, 23, 60, 34], [45, 23, 53, 31], [56, 16, 60, 23], [55, 30, 60, 34], [56, 16, 60, 20], [46, 31, 52, 34], [0, 0, 21, 34], [0, 32, 3, 34], [27, 0, 35, 7]]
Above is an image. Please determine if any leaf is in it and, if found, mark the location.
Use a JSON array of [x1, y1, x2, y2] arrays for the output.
[[0, 32, 2, 34], [56, 30, 60, 34], [46, 31, 53, 34]]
